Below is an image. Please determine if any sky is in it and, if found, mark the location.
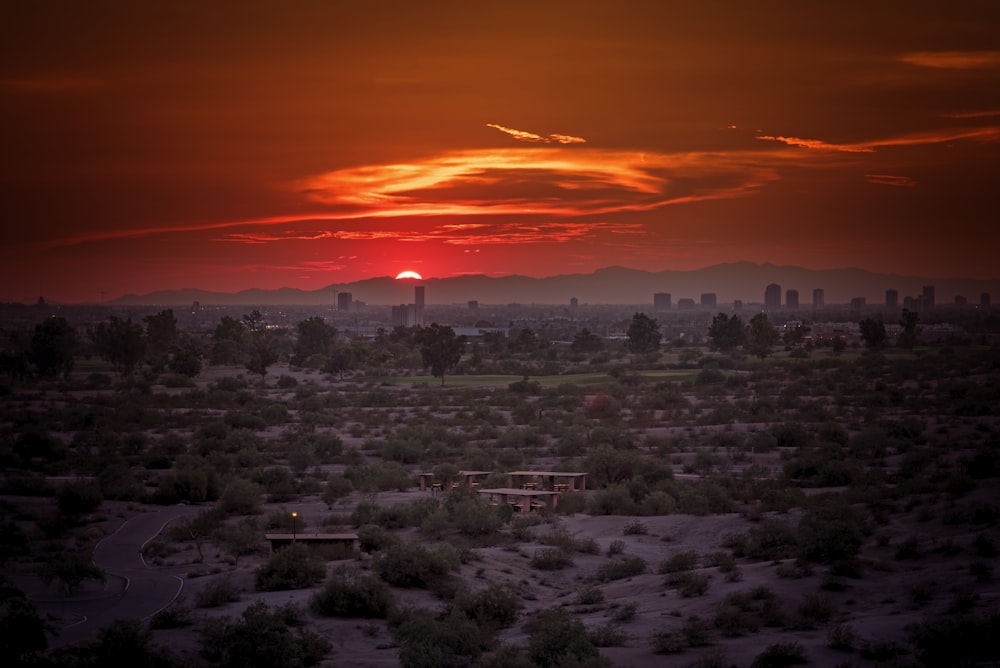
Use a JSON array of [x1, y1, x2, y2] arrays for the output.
[[2, 1, 999, 303]]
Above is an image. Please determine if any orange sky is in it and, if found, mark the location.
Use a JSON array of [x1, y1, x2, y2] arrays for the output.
[[2, 1, 999, 302]]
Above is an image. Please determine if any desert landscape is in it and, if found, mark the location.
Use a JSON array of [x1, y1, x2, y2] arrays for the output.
[[2, 306, 999, 668]]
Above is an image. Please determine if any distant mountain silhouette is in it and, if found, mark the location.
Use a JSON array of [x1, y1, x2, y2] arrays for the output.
[[109, 263, 1000, 306]]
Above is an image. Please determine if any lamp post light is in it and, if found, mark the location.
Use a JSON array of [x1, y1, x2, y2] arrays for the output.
[[291, 511, 298, 542]]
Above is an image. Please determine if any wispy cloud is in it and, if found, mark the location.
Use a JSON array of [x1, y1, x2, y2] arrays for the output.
[[756, 135, 874, 153], [487, 123, 586, 144], [865, 174, 916, 187], [758, 125, 1000, 152], [900, 50, 1000, 69]]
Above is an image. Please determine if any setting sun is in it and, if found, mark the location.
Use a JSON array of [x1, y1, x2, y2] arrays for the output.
[[395, 270, 423, 280]]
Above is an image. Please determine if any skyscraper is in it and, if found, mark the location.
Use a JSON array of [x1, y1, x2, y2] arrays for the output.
[[764, 283, 781, 310], [653, 292, 672, 310], [922, 285, 935, 309], [414, 286, 425, 326], [812, 288, 824, 309], [337, 292, 353, 312], [700, 293, 717, 308], [785, 289, 799, 310], [982, 293, 991, 308], [885, 289, 898, 309]]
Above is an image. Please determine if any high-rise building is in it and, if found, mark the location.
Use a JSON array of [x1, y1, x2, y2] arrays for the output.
[[812, 288, 824, 309], [764, 283, 781, 310], [982, 293, 992, 308], [850, 297, 866, 309], [653, 293, 672, 310], [785, 289, 799, 309], [955, 295, 968, 306], [922, 285, 935, 309], [337, 292, 353, 312], [733, 299, 743, 311], [885, 289, 898, 309], [700, 293, 717, 308], [414, 286, 425, 326], [570, 297, 579, 308]]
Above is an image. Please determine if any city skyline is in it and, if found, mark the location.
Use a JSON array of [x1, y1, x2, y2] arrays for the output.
[[3, 2, 999, 303]]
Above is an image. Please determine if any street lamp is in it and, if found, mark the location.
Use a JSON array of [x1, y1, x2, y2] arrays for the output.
[[291, 511, 298, 542]]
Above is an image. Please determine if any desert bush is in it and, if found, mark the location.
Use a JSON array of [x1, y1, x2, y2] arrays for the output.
[[725, 519, 798, 560], [714, 587, 786, 636], [610, 602, 637, 623], [393, 608, 487, 668], [793, 593, 832, 628], [310, 565, 394, 618], [650, 629, 686, 654], [594, 556, 647, 582], [681, 614, 712, 646], [254, 543, 325, 591], [220, 479, 262, 515], [530, 548, 573, 571], [199, 600, 330, 668], [907, 611, 1000, 667], [797, 500, 867, 563], [575, 586, 605, 606], [525, 608, 608, 668], [672, 572, 710, 597], [659, 550, 699, 574], [589, 622, 629, 647], [149, 602, 193, 629], [606, 540, 626, 556], [452, 582, 521, 631], [374, 542, 459, 588], [826, 623, 856, 650], [623, 518, 648, 535], [750, 641, 808, 668], [195, 576, 241, 608], [588, 484, 639, 515]]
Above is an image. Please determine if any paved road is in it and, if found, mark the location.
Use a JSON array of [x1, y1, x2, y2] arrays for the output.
[[50, 505, 199, 647]]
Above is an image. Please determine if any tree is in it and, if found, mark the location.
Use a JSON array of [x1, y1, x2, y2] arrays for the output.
[[322, 474, 353, 509], [626, 312, 661, 354], [527, 608, 606, 667], [168, 336, 203, 377], [571, 328, 605, 353], [859, 317, 887, 350], [0, 581, 53, 665], [30, 316, 78, 378], [143, 309, 179, 372], [216, 518, 263, 567], [243, 311, 279, 381], [93, 316, 146, 376], [42, 551, 105, 594], [897, 309, 919, 349], [707, 313, 745, 352], [745, 313, 779, 358], [200, 600, 330, 668], [417, 323, 466, 385], [291, 317, 337, 367], [211, 316, 248, 365]]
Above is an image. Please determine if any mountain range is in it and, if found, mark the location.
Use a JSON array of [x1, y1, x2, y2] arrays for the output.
[[109, 263, 1000, 307]]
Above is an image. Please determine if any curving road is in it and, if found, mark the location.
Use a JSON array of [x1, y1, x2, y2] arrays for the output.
[[49, 505, 200, 647]]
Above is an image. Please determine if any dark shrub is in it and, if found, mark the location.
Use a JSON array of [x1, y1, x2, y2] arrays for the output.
[[254, 543, 325, 591], [310, 566, 394, 618]]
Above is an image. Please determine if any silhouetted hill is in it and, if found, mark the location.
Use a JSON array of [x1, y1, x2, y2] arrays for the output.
[[109, 263, 1000, 306]]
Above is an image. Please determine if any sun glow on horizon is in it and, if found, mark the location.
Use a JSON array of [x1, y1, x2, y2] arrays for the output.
[[395, 270, 423, 280]]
